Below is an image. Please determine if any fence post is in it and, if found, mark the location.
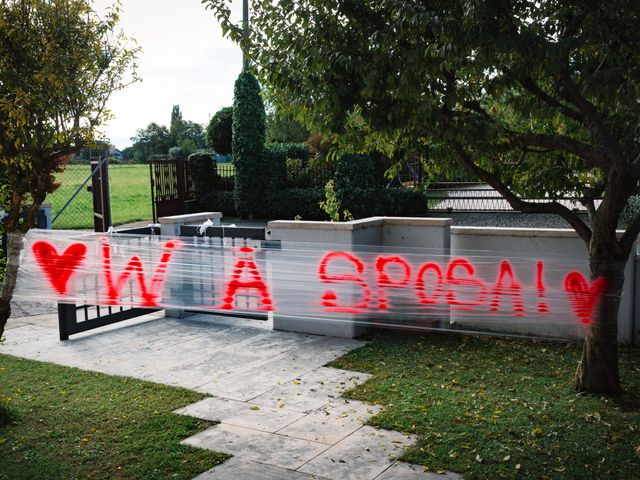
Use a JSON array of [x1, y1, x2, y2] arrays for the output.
[[57, 303, 76, 341], [91, 157, 112, 232]]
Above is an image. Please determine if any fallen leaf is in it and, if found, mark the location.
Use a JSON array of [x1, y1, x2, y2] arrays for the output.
[[249, 405, 260, 411]]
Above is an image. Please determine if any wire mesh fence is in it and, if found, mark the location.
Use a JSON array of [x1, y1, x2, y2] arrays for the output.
[[49, 161, 153, 230], [49, 163, 97, 229]]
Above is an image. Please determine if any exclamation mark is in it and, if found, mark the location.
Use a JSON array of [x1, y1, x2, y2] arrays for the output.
[[536, 261, 549, 313]]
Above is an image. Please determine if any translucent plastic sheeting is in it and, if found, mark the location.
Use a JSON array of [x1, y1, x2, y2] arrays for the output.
[[12, 230, 606, 339]]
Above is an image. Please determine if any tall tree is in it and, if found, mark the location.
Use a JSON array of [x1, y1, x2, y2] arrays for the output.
[[130, 123, 171, 162], [0, 0, 139, 337], [169, 104, 185, 146], [206, 106, 233, 154], [204, 0, 640, 395]]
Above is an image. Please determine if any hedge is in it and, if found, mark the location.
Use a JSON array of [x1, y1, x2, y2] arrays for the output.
[[339, 188, 428, 218], [265, 142, 309, 160], [233, 70, 266, 218], [335, 153, 375, 193], [189, 153, 217, 201], [201, 190, 237, 217], [264, 146, 287, 192]]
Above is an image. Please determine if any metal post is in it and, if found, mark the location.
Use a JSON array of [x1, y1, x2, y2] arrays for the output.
[[243, 0, 249, 70]]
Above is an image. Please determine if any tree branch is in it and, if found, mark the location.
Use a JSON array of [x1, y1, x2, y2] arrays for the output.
[[451, 142, 593, 245], [557, 62, 623, 164], [508, 132, 608, 169], [517, 76, 585, 124]]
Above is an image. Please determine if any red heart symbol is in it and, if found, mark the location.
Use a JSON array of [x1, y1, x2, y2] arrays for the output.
[[32, 241, 87, 295], [563, 272, 606, 325]]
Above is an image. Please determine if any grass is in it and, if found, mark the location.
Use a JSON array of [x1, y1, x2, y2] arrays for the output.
[[47, 163, 236, 229], [48, 164, 153, 230], [329, 333, 640, 479], [0, 354, 229, 479]]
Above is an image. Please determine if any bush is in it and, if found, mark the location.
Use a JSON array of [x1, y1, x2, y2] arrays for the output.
[[265, 142, 309, 160], [233, 71, 266, 218], [189, 153, 217, 202], [168, 146, 184, 159], [263, 146, 287, 192], [340, 188, 428, 218], [266, 187, 325, 220], [335, 153, 375, 193], [621, 195, 640, 226], [286, 157, 334, 188], [201, 190, 237, 217], [206, 106, 233, 155]]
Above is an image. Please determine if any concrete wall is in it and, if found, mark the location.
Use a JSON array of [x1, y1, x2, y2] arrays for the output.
[[451, 227, 637, 343], [269, 220, 637, 343], [268, 217, 452, 338], [159, 212, 222, 317]]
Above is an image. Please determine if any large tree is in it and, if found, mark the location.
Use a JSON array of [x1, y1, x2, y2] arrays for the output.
[[0, 0, 139, 338], [204, 0, 640, 395]]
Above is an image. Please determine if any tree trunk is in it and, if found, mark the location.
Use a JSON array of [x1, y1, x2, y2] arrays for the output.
[[0, 233, 25, 339], [574, 253, 626, 396]]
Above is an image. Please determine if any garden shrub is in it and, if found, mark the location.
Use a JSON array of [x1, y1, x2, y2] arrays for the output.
[[263, 146, 287, 192], [335, 153, 375, 194], [232, 71, 266, 218], [286, 157, 334, 188], [168, 146, 184, 159], [189, 153, 217, 202], [267, 187, 325, 220], [266, 142, 309, 160], [621, 195, 640, 226], [340, 188, 428, 218], [201, 190, 237, 217], [206, 106, 233, 154]]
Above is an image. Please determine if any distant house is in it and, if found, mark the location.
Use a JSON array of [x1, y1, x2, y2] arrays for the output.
[[108, 147, 124, 161]]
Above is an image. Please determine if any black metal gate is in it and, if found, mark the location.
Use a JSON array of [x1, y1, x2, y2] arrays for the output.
[[149, 158, 193, 222], [57, 225, 270, 340]]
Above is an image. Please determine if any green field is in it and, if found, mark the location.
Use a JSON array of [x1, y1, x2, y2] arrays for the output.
[[48, 164, 152, 230]]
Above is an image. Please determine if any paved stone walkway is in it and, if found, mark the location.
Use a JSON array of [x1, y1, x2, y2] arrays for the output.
[[2, 310, 461, 479]]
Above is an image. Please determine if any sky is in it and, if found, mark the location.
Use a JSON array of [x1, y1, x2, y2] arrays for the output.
[[93, 0, 244, 148]]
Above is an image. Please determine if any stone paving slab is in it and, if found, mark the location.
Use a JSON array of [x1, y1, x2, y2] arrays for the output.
[[182, 423, 330, 470], [277, 399, 384, 445], [174, 396, 307, 433], [251, 367, 372, 413], [193, 457, 330, 479], [375, 462, 463, 479], [298, 426, 416, 480]]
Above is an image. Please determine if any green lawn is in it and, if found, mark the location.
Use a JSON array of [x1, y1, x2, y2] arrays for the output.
[[47, 163, 235, 229], [0, 354, 229, 479], [329, 333, 640, 480], [48, 164, 153, 230]]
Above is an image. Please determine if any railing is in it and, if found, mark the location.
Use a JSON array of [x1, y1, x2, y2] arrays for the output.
[[424, 183, 594, 212]]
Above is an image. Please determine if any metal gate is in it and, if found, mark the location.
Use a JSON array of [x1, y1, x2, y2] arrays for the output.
[[57, 225, 270, 340], [51, 157, 112, 231], [149, 158, 193, 222]]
